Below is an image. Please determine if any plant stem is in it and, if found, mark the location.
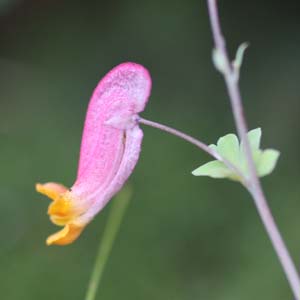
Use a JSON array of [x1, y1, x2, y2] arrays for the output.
[[138, 117, 245, 181], [207, 0, 300, 298], [84, 186, 132, 300], [139, 118, 218, 158]]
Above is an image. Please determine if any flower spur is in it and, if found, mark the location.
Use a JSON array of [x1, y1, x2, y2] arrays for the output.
[[36, 62, 151, 245]]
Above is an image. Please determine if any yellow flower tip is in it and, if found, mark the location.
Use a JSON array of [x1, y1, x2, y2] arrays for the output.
[[36, 182, 87, 246], [50, 215, 74, 226], [46, 223, 85, 246], [48, 197, 72, 217], [35, 182, 68, 201]]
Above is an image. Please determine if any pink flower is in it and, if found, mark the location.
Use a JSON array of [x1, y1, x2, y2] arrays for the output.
[[36, 62, 151, 245]]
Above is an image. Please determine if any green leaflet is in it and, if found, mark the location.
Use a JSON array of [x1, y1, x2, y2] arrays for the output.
[[257, 149, 280, 177], [240, 128, 261, 154], [217, 133, 240, 166], [232, 42, 249, 80], [192, 160, 231, 178], [192, 128, 280, 182]]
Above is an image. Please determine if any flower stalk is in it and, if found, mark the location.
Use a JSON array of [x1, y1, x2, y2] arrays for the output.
[[138, 117, 245, 182], [207, 0, 300, 298]]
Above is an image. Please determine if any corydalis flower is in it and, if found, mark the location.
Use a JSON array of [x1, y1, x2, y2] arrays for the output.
[[36, 62, 151, 246]]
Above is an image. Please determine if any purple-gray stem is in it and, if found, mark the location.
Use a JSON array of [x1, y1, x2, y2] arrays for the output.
[[138, 117, 245, 181], [139, 118, 217, 157], [207, 0, 300, 298]]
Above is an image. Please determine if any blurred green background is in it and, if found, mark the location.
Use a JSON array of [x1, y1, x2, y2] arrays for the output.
[[0, 0, 300, 299]]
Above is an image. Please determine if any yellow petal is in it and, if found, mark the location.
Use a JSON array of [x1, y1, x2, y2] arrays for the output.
[[37, 182, 79, 224], [36, 182, 68, 201], [46, 223, 85, 246], [50, 215, 74, 226], [48, 197, 72, 217]]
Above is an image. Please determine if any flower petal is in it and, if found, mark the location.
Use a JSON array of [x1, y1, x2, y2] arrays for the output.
[[36, 182, 68, 201], [36, 62, 152, 246], [74, 62, 151, 199], [76, 125, 143, 224], [46, 223, 85, 246]]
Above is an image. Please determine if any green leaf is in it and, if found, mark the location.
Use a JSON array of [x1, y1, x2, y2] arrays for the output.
[[209, 144, 218, 151], [192, 128, 280, 182], [192, 160, 233, 178], [212, 48, 227, 74], [216, 133, 240, 165], [257, 149, 280, 177], [208, 144, 218, 155], [232, 42, 249, 74], [240, 128, 261, 154]]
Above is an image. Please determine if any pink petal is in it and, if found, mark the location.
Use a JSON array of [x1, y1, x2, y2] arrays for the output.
[[77, 126, 143, 224], [72, 62, 151, 220]]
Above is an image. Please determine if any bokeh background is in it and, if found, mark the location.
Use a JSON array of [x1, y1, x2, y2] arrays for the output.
[[0, 0, 300, 299]]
